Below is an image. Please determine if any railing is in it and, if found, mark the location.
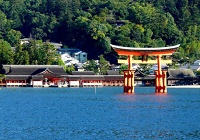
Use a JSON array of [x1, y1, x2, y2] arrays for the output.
[[6, 83, 27, 86]]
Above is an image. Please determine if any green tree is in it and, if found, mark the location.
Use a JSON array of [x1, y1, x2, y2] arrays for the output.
[[65, 65, 75, 74], [0, 39, 14, 64], [0, 0, 200, 65], [22, 50, 30, 65], [138, 64, 151, 76], [0, 11, 11, 38], [98, 54, 109, 75], [0, 74, 5, 82], [17, 40, 61, 65], [39, 41, 58, 65], [83, 59, 98, 74], [23, 40, 41, 65], [119, 64, 128, 74], [128, 2, 156, 25], [14, 45, 23, 64], [5, 29, 22, 47], [159, 13, 183, 45], [7, 0, 25, 28]]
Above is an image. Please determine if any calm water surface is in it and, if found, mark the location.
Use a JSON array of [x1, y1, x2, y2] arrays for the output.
[[0, 87, 200, 139]]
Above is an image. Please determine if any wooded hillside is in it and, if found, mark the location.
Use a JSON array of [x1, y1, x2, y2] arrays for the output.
[[0, 0, 200, 65]]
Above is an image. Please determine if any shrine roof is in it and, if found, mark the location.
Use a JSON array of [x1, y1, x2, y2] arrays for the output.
[[2, 65, 67, 76]]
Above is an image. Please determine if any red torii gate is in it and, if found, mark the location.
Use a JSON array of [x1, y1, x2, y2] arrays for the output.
[[111, 44, 180, 94]]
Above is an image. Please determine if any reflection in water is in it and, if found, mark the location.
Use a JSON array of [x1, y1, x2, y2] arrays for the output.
[[0, 87, 200, 139]]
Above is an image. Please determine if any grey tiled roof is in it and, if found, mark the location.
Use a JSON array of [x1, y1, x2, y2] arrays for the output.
[[135, 75, 155, 80], [31, 75, 44, 80], [5, 75, 29, 80], [80, 75, 105, 80], [106, 70, 120, 75], [104, 75, 123, 81], [168, 69, 195, 78], [67, 75, 80, 80], [72, 71, 95, 75], [180, 64, 200, 71], [3, 65, 67, 76]]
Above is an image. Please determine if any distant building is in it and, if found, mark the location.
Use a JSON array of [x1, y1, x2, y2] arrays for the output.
[[49, 42, 62, 49], [74, 63, 85, 71], [60, 53, 79, 66], [20, 38, 62, 49], [74, 51, 87, 63], [1, 65, 68, 87], [194, 60, 200, 66], [110, 65, 120, 71], [57, 48, 87, 63], [149, 64, 168, 75], [20, 38, 30, 45], [180, 60, 200, 71], [110, 64, 140, 71], [115, 20, 126, 27], [167, 69, 197, 85]]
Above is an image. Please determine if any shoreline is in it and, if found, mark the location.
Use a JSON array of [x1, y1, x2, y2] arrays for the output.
[[168, 85, 200, 88]]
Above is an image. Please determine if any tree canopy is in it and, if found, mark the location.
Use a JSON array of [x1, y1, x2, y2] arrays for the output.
[[0, 0, 200, 66]]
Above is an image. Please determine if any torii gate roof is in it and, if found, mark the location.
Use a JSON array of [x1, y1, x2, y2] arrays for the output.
[[111, 44, 180, 56]]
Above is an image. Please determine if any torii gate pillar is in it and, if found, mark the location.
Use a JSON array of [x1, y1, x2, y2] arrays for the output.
[[155, 55, 167, 94], [123, 55, 135, 94]]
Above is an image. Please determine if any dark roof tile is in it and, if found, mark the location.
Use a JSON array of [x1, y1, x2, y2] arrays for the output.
[[5, 75, 29, 80], [106, 70, 120, 75], [3, 65, 67, 76], [80, 75, 104, 80], [104, 75, 123, 81], [72, 71, 95, 75], [68, 75, 80, 80], [168, 69, 195, 78]]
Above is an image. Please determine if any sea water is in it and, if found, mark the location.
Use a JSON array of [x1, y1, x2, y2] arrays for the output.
[[0, 87, 200, 139]]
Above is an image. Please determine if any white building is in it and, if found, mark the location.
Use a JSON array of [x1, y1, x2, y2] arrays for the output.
[[73, 51, 87, 63], [57, 48, 87, 64], [20, 38, 62, 49], [20, 38, 30, 45], [193, 60, 200, 66], [60, 53, 79, 66], [49, 42, 62, 49]]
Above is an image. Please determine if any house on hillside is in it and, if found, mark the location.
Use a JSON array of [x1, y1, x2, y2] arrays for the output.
[[20, 38, 62, 49], [110, 65, 120, 71], [20, 38, 30, 45], [61, 53, 79, 66], [49, 42, 62, 49], [180, 60, 200, 71], [57, 48, 87, 63]]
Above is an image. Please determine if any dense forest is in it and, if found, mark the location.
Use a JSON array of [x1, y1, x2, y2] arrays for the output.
[[0, 0, 200, 66]]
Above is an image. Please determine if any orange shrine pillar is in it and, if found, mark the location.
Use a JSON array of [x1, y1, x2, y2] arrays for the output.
[[162, 70, 167, 93], [123, 55, 135, 94], [155, 55, 167, 93], [124, 70, 135, 94]]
